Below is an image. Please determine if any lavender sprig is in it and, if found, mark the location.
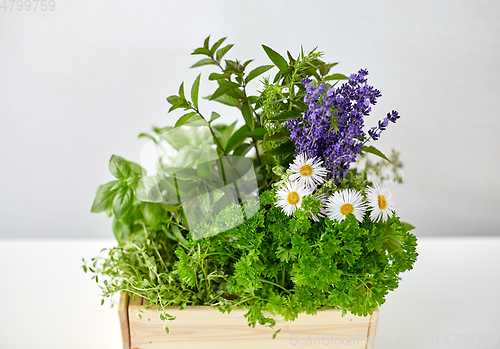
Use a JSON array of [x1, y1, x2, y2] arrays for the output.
[[368, 110, 400, 141], [287, 69, 396, 181]]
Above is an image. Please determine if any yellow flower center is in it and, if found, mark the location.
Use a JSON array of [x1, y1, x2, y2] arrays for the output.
[[378, 195, 387, 210], [287, 191, 300, 205], [299, 164, 313, 177], [340, 203, 354, 215]]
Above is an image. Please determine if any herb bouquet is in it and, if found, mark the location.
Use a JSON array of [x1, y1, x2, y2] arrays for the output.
[[85, 36, 417, 345]]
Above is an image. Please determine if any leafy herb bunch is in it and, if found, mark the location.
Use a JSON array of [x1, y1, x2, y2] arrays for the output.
[[84, 36, 417, 333]]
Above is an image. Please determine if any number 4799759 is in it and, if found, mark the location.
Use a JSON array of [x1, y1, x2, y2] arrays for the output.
[[1, 0, 55, 11]]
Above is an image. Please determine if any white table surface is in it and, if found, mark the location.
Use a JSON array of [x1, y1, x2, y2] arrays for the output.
[[0, 237, 499, 349]]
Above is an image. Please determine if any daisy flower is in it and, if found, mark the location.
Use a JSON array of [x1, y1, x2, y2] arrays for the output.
[[275, 181, 312, 216], [366, 183, 396, 222], [326, 189, 367, 223], [289, 153, 328, 189]]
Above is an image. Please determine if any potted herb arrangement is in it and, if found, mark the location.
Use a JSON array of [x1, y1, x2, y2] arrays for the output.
[[85, 36, 418, 349]]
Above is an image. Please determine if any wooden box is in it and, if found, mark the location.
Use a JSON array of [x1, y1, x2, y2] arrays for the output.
[[118, 293, 379, 349]]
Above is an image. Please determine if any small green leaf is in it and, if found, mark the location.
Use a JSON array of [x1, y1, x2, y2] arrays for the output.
[[135, 176, 163, 203], [210, 37, 227, 55], [386, 235, 402, 254], [141, 202, 167, 228], [328, 111, 340, 133], [273, 329, 282, 339], [168, 103, 189, 113], [210, 81, 240, 101], [166, 95, 183, 106], [276, 246, 296, 263], [191, 58, 216, 68], [138, 133, 157, 143], [152, 126, 172, 135], [91, 180, 120, 213], [112, 186, 134, 222], [245, 65, 274, 84], [262, 45, 288, 71], [109, 155, 131, 180], [224, 87, 245, 99], [178, 82, 185, 99], [363, 145, 392, 163], [129, 161, 144, 177], [264, 140, 295, 155], [401, 222, 416, 232], [268, 110, 301, 121], [171, 225, 189, 245], [205, 94, 239, 107], [198, 192, 211, 212], [248, 95, 259, 104], [215, 44, 234, 62], [191, 47, 211, 56], [242, 59, 254, 70], [244, 127, 267, 140], [266, 129, 290, 141], [324, 73, 349, 81], [112, 218, 131, 244], [209, 111, 220, 124], [209, 72, 230, 81], [214, 121, 237, 149], [163, 203, 182, 212], [175, 112, 204, 127], [318, 62, 338, 76], [196, 162, 211, 180], [241, 101, 255, 131], [203, 35, 210, 49], [224, 125, 250, 155], [191, 74, 201, 110], [233, 143, 253, 156]]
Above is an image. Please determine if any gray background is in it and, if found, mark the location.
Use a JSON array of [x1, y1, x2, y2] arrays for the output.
[[1, 0, 499, 238]]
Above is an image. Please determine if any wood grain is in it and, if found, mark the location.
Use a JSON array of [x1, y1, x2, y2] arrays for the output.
[[118, 292, 131, 349], [366, 308, 379, 349], [127, 302, 378, 349], [130, 294, 144, 306]]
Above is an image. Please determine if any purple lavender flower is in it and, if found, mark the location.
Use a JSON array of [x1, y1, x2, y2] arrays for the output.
[[387, 110, 400, 123], [368, 110, 401, 141], [287, 69, 399, 181]]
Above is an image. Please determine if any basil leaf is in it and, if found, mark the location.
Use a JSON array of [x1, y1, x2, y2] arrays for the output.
[[109, 155, 131, 180], [91, 180, 120, 213]]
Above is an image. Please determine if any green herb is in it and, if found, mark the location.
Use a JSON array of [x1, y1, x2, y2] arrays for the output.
[[84, 36, 417, 337]]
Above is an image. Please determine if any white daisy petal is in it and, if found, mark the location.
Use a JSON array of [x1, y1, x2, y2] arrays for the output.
[[325, 188, 367, 223], [288, 153, 329, 189], [366, 183, 396, 222], [275, 180, 312, 216]]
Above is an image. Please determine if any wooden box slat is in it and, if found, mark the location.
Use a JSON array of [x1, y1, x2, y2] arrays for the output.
[[117, 292, 130, 349], [119, 293, 378, 349]]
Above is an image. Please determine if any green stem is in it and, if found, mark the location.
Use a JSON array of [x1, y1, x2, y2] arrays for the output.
[[198, 252, 237, 260], [253, 138, 262, 166], [193, 107, 225, 153], [202, 246, 210, 294], [230, 296, 264, 308], [260, 278, 290, 294]]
